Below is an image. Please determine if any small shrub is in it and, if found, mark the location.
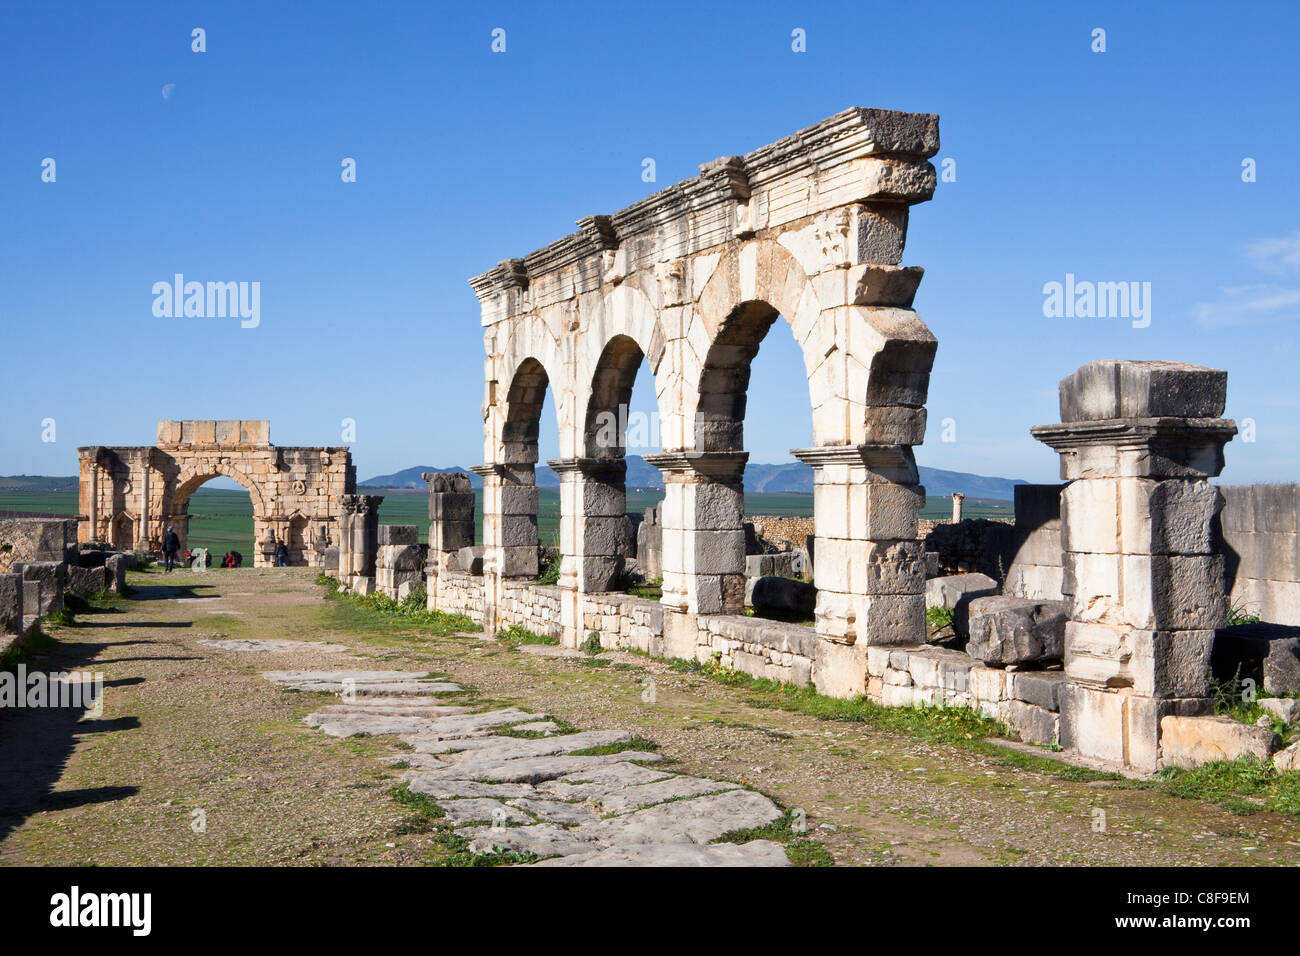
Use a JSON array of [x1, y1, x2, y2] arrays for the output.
[[581, 632, 603, 656], [534, 551, 561, 586], [1226, 599, 1261, 627], [925, 605, 955, 626]]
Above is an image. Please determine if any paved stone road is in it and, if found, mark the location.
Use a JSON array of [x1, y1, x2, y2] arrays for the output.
[[263, 670, 790, 866]]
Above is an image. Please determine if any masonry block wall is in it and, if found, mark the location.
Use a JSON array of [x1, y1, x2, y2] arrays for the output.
[[1217, 484, 1300, 625]]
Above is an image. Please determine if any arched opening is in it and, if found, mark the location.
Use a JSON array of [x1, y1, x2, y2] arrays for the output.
[[577, 335, 662, 594], [169, 472, 259, 566], [498, 358, 557, 579], [695, 301, 815, 621]]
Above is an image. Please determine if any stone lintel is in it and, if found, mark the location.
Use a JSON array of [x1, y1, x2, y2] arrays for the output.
[[642, 451, 748, 481], [469, 106, 940, 322]]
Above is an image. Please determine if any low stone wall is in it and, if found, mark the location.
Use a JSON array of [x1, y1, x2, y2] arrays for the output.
[[499, 581, 563, 639], [696, 614, 816, 686], [751, 515, 813, 551], [581, 592, 663, 654], [866, 644, 1064, 745], [433, 571, 484, 623], [1219, 484, 1300, 625]]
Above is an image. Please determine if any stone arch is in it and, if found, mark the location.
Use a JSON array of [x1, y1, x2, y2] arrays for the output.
[[687, 239, 828, 451], [576, 285, 670, 459], [171, 462, 267, 516]]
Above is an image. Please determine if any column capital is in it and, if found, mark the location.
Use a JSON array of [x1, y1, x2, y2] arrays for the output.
[[337, 493, 384, 515], [642, 450, 748, 480], [791, 444, 918, 484], [1031, 418, 1236, 479], [546, 456, 627, 479]]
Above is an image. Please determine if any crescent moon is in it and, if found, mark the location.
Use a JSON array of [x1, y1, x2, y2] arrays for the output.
[[162, 83, 176, 100]]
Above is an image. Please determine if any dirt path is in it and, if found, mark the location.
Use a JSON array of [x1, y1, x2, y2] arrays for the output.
[[3, 567, 1299, 866]]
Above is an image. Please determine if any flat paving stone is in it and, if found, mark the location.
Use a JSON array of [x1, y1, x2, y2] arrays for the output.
[[507, 797, 601, 825], [399, 708, 549, 745], [433, 729, 632, 762], [535, 840, 789, 867], [463, 823, 597, 859], [578, 789, 783, 847], [304, 713, 447, 738], [535, 761, 673, 800], [510, 720, 560, 735], [436, 798, 532, 827], [264, 670, 430, 685], [200, 638, 348, 654], [420, 752, 664, 785], [315, 700, 469, 718], [404, 777, 539, 800], [596, 775, 742, 815]]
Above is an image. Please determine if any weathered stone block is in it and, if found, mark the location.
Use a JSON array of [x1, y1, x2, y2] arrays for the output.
[[999, 700, 1058, 745], [1160, 715, 1279, 769], [1009, 670, 1065, 711], [1058, 360, 1227, 423], [377, 524, 419, 547], [19, 562, 64, 615], [105, 553, 130, 592], [966, 597, 1067, 665], [456, 547, 485, 576], [67, 565, 109, 598], [0, 573, 22, 637], [750, 576, 816, 616]]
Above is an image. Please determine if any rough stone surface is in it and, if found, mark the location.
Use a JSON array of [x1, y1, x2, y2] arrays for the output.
[[966, 597, 1067, 665], [1212, 624, 1300, 696], [201, 638, 348, 654], [1160, 715, 1280, 768], [272, 670, 790, 866]]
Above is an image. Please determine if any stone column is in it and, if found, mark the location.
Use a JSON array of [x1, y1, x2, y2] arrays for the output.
[[473, 463, 537, 633], [135, 455, 151, 552], [642, 451, 747, 659], [951, 492, 965, 523], [1032, 360, 1236, 772], [549, 457, 628, 646], [423, 472, 475, 611], [792, 444, 927, 697], [336, 494, 383, 593]]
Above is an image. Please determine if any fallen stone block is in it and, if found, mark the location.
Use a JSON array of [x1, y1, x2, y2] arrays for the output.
[[750, 576, 816, 616], [105, 553, 130, 592], [66, 565, 109, 599], [18, 561, 64, 616], [966, 596, 1067, 665], [1273, 740, 1300, 773], [1258, 697, 1300, 723], [1160, 715, 1280, 768], [1212, 623, 1300, 695]]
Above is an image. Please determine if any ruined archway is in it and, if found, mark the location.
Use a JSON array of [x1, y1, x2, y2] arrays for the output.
[[78, 420, 354, 568], [469, 107, 940, 687]]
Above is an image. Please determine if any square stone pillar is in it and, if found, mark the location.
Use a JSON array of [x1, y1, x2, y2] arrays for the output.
[[549, 457, 628, 647], [1032, 360, 1237, 772], [792, 444, 926, 697], [423, 472, 475, 611], [642, 451, 746, 658], [473, 463, 538, 633], [336, 494, 383, 594]]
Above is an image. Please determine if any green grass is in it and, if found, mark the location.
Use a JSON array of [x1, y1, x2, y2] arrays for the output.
[[316, 574, 480, 636], [494, 623, 559, 648]]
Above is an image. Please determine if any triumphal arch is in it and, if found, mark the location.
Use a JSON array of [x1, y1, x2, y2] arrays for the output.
[[77, 420, 354, 566]]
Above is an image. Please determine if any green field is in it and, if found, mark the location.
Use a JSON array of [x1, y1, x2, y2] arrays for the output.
[[0, 485, 1012, 555]]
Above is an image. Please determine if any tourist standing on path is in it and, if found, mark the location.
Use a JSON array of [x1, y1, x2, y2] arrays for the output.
[[162, 526, 181, 573]]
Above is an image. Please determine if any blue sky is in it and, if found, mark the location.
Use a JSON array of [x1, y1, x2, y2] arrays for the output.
[[2, 0, 1298, 488]]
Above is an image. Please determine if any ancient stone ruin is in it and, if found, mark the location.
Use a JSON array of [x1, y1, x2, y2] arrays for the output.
[[77, 420, 354, 567]]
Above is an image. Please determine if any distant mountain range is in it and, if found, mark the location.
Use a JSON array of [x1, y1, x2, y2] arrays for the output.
[[361, 457, 1027, 501]]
